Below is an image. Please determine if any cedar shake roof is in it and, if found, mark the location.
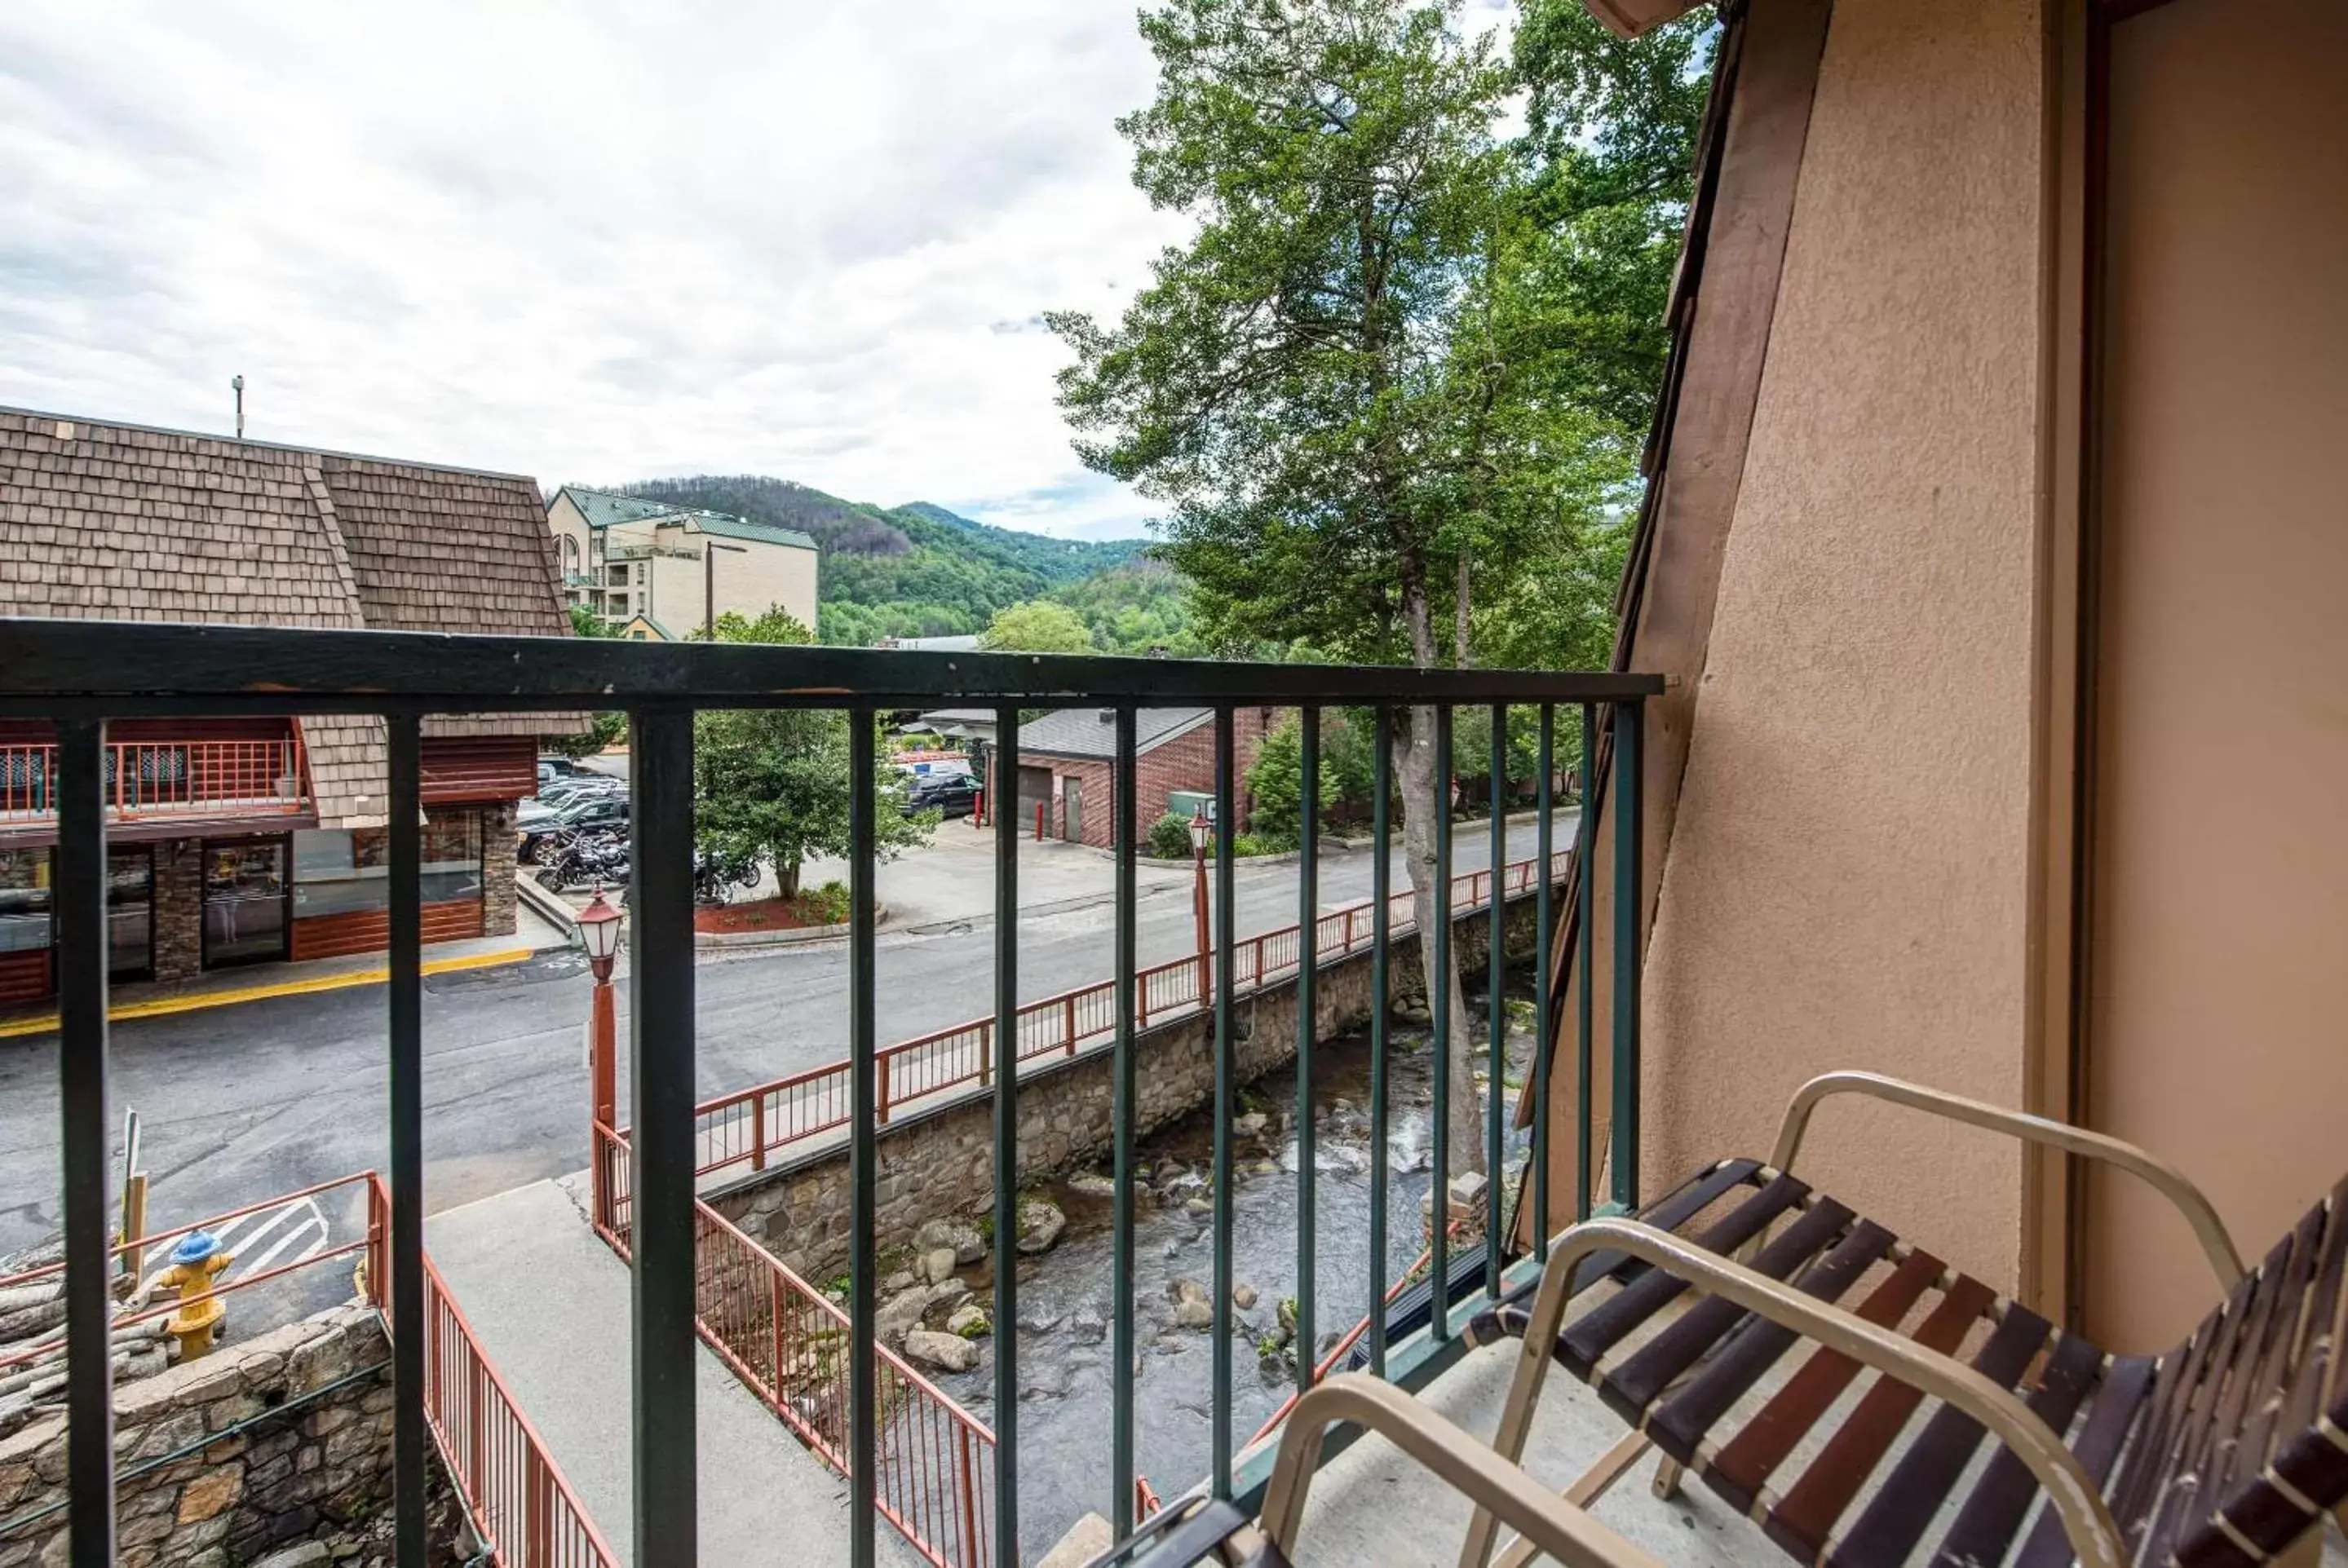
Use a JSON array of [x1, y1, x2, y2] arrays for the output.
[[0, 407, 584, 826]]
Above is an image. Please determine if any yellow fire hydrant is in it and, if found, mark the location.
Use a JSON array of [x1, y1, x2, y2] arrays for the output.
[[159, 1230, 233, 1361]]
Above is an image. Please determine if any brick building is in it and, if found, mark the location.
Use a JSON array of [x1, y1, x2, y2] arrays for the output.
[[0, 408, 581, 1000], [1002, 705, 1277, 850]]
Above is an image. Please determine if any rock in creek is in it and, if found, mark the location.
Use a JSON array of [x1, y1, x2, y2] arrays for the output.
[[904, 1329, 979, 1374]]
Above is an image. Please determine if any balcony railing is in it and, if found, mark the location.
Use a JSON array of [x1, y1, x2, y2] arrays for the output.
[[0, 615, 1656, 1568], [0, 737, 308, 826]]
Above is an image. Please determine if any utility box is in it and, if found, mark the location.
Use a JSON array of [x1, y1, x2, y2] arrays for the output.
[[1165, 789, 1216, 823]]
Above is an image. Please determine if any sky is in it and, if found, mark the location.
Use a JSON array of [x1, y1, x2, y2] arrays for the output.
[[0, 2, 1511, 542]]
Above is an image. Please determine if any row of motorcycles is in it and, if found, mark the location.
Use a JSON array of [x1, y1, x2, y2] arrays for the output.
[[533, 828, 761, 905]]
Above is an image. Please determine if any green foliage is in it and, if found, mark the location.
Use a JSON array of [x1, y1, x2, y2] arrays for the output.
[[1147, 811, 1196, 860], [1245, 716, 1344, 850], [1047, 559, 1205, 656], [544, 605, 627, 757], [979, 600, 1098, 654], [692, 607, 931, 893], [796, 880, 851, 925], [568, 603, 616, 638], [1049, 0, 1637, 680]]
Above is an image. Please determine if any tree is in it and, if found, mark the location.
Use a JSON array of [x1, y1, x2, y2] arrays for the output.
[[693, 607, 931, 896], [545, 604, 628, 757], [1245, 715, 1345, 850], [979, 600, 1097, 654], [1051, 0, 1638, 1173]]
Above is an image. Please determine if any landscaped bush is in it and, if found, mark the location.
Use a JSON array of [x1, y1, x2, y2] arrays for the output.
[[1147, 811, 1195, 860]]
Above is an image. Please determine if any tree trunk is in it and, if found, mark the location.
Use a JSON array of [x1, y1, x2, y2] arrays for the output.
[[1398, 575, 1485, 1183], [779, 858, 802, 899]]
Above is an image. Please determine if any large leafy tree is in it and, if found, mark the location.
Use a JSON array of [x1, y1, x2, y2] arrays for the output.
[[694, 607, 931, 896], [979, 599, 1099, 654], [1052, 0, 1638, 1173]]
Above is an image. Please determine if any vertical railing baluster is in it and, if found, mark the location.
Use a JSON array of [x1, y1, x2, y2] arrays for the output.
[[1576, 704, 1596, 1224], [1610, 700, 1644, 1212], [388, 715, 427, 1566], [1210, 706, 1236, 1496], [991, 702, 1021, 1567], [55, 719, 113, 1568], [1430, 704, 1453, 1342], [1369, 707, 1392, 1377], [1294, 706, 1318, 1394], [1533, 705, 1555, 1258], [1110, 704, 1139, 1536], [1486, 704, 1506, 1296], [628, 704, 696, 1562], [848, 704, 879, 1568]]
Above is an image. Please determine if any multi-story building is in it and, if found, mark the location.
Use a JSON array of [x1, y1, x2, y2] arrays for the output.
[[0, 408, 581, 1000], [545, 486, 819, 635]]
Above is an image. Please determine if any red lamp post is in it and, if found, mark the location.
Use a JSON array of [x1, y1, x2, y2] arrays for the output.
[[577, 886, 623, 1173]]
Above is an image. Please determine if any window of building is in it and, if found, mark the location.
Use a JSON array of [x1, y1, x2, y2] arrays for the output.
[[0, 849, 51, 956], [291, 809, 483, 919], [561, 534, 581, 575]]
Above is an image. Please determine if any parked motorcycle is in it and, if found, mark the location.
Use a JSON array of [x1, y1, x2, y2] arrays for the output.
[[692, 849, 762, 905], [538, 828, 630, 893]]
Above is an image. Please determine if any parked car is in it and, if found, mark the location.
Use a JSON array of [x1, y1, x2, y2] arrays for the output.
[[520, 793, 630, 864], [537, 755, 593, 790], [537, 773, 624, 806], [902, 772, 980, 819]]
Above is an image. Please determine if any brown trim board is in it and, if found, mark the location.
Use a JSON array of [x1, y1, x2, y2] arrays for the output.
[[1512, 0, 1837, 1245]]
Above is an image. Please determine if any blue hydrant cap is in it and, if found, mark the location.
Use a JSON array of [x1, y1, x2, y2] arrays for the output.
[[169, 1230, 222, 1266]]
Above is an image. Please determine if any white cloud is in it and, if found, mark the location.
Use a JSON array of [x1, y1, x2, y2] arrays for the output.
[[0, 0, 1193, 537]]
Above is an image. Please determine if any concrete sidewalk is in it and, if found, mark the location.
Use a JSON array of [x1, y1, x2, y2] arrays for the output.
[[425, 1176, 919, 1567]]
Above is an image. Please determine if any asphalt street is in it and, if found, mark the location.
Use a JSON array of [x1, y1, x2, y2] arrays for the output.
[[0, 815, 1572, 1267]]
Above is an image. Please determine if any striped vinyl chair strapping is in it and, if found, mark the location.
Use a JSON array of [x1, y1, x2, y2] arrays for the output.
[[1460, 1075, 2347, 1568]]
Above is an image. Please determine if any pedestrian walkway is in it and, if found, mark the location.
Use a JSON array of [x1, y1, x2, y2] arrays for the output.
[[426, 1175, 920, 1566]]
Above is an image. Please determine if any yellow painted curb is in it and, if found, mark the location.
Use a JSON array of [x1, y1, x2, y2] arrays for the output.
[[0, 947, 537, 1040]]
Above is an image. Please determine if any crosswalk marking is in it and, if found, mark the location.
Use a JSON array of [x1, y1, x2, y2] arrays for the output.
[[141, 1194, 330, 1295]]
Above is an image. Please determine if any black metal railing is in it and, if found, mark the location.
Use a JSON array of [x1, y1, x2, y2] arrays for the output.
[[0, 616, 1657, 1568]]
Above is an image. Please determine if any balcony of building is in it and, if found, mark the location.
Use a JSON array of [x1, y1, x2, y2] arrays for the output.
[[3, 615, 2341, 1568]]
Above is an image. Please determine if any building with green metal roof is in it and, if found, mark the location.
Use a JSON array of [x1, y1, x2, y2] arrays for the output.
[[546, 484, 818, 636]]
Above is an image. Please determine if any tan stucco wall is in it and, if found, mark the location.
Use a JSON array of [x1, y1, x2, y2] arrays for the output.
[[639, 523, 818, 632], [546, 492, 594, 595], [1637, 0, 2050, 1288]]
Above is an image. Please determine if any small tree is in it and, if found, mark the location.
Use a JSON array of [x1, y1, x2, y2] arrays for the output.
[[1245, 716, 1344, 850], [979, 600, 1096, 654], [545, 604, 626, 757], [694, 607, 931, 895]]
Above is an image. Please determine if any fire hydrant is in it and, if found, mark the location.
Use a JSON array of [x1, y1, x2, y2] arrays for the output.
[[160, 1230, 233, 1361]]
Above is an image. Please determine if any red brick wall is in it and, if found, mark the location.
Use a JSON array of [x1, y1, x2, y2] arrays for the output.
[[1015, 708, 1280, 850]]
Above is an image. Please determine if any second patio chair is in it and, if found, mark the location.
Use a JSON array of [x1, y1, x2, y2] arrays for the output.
[[1458, 1071, 2346, 1568]]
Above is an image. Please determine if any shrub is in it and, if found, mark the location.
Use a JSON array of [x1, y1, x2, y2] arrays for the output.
[[798, 880, 851, 925], [1147, 811, 1196, 860]]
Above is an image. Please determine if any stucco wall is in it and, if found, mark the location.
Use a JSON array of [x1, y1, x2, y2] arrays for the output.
[[1637, 0, 2048, 1288]]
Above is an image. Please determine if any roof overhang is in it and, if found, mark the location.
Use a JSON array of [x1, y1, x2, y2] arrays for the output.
[[1583, 0, 1705, 39]]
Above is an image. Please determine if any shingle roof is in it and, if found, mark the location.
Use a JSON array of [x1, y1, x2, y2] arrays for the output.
[[0, 407, 582, 826], [1019, 705, 1213, 760]]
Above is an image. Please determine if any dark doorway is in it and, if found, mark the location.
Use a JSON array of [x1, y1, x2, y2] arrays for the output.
[[201, 836, 290, 968], [107, 845, 153, 981]]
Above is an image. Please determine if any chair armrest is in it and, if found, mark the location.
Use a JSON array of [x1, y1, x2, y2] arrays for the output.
[[1536, 1219, 2127, 1568], [1770, 1070, 2244, 1288], [1258, 1373, 1665, 1568]]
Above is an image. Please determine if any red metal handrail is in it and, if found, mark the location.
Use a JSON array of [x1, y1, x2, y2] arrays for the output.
[[371, 1177, 619, 1568], [588, 1123, 997, 1567], [0, 737, 311, 825], [683, 846, 1568, 1180]]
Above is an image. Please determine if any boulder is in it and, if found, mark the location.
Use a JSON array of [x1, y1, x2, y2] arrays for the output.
[[1015, 1199, 1066, 1257], [1232, 1284, 1258, 1311], [1166, 1277, 1208, 1306], [877, 1286, 932, 1346], [1172, 1298, 1214, 1330], [1232, 1112, 1268, 1138], [1065, 1172, 1117, 1199], [922, 1248, 960, 1286], [904, 1329, 979, 1374], [1068, 1305, 1107, 1345], [946, 1304, 991, 1339], [912, 1218, 986, 1267]]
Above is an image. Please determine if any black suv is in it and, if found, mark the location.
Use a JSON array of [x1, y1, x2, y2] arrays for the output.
[[902, 773, 980, 819]]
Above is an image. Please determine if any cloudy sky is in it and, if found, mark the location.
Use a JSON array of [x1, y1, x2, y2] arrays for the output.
[[0, 3, 1209, 539]]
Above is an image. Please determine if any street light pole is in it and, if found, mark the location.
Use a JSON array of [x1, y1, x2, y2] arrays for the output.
[[702, 541, 748, 639], [1189, 806, 1212, 1005], [576, 887, 623, 1222]]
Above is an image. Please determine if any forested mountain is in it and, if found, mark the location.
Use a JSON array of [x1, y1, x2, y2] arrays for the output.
[[612, 475, 1147, 644]]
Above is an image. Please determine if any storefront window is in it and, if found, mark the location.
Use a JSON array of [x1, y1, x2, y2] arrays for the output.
[[0, 850, 51, 955], [202, 838, 288, 967], [292, 810, 481, 918], [107, 846, 152, 980]]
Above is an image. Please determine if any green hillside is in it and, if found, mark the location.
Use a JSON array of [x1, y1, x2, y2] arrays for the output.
[[614, 475, 1147, 644]]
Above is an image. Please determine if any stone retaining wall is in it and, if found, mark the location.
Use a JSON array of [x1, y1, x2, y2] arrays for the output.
[[0, 1302, 396, 1568], [716, 888, 1546, 1280]]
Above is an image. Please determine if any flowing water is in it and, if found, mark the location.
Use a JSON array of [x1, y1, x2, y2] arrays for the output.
[[914, 970, 1542, 1553]]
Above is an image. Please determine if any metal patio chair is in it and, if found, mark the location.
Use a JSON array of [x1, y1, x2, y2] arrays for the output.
[[1121, 1373, 1660, 1568], [1459, 1071, 2348, 1568]]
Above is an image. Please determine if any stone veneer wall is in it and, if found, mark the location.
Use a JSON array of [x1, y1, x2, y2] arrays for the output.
[[718, 889, 1545, 1280], [0, 1303, 395, 1568], [475, 801, 519, 939], [149, 839, 205, 984]]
